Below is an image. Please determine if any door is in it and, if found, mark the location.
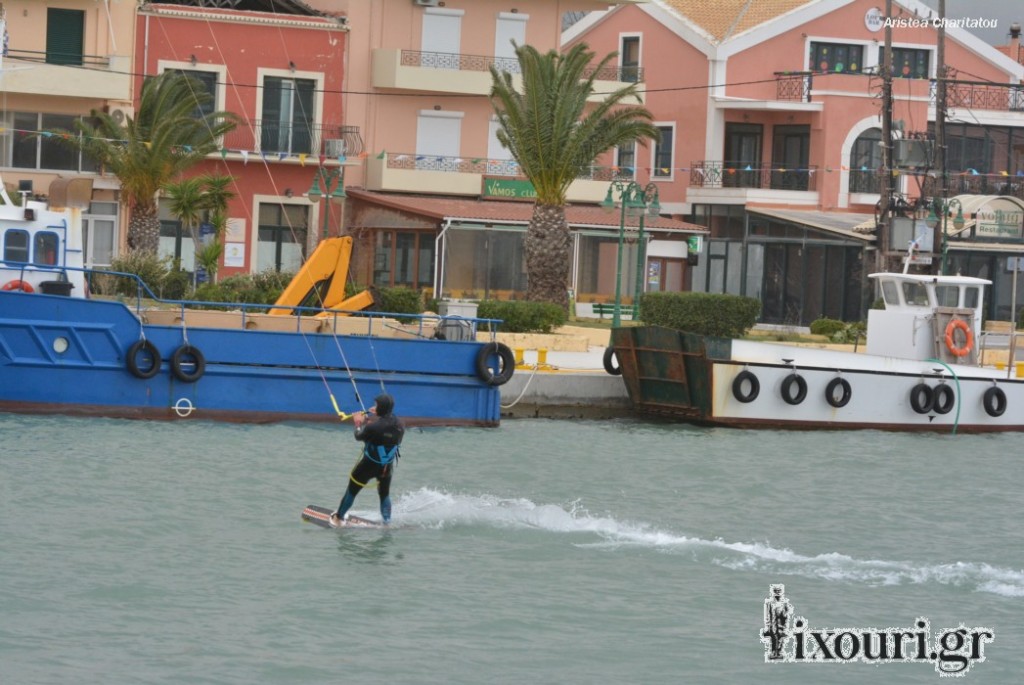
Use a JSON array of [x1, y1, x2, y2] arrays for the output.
[[494, 13, 527, 73], [724, 123, 762, 188], [421, 10, 463, 68], [771, 125, 811, 189], [416, 111, 462, 170]]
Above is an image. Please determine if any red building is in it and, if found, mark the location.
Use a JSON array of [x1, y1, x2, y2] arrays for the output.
[[134, 2, 354, 279]]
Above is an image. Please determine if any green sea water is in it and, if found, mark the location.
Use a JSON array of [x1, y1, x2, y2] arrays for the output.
[[1, 414, 1021, 684]]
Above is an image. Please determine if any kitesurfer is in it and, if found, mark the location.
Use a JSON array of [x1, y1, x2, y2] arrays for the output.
[[330, 393, 404, 526]]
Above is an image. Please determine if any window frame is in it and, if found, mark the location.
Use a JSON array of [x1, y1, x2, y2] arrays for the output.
[[808, 41, 865, 75], [651, 123, 675, 180]]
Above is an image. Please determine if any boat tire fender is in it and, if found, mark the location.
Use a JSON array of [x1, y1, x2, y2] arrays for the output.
[[983, 386, 1007, 417], [126, 340, 161, 379], [909, 383, 934, 414], [476, 342, 515, 386], [602, 346, 622, 376], [2, 280, 34, 293], [171, 344, 206, 383], [932, 384, 956, 415], [732, 370, 760, 403], [825, 377, 852, 408], [781, 373, 808, 405]]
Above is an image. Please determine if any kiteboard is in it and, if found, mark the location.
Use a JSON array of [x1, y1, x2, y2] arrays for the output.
[[301, 504, 384, 529]]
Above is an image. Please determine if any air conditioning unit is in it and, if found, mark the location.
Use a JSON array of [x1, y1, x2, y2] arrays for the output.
[[108, 107, 134, 126], [414, 0, 440, 7], [324, 139, 347, 158]]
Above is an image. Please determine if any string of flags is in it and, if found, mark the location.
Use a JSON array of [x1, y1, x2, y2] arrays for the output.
[[4, 126, 1024, 178]]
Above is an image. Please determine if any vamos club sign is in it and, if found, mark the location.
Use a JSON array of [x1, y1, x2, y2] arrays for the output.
[[761, 585, 994, 677]]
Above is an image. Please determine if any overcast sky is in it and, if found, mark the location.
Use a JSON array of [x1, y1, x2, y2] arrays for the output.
[[917, 0, 1021, 46]]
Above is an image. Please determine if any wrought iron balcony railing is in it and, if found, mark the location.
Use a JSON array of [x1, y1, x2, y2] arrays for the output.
[[774, 72, 812, 102], [931, 79, 1024, 112], [382, 152, 634, 182], [220, 121, 362, 158], [690, 161, 818, 191], [399, 50, 644, 82], [4, 48, 111, 68], [922, 173, 1024, 202]]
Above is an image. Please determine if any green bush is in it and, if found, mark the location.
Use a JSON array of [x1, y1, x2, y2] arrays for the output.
[[371, 286, 423, 316], [638, 291, 761, 338], [810, 317, 846, 336], [194, 271, 293, 309], [104, 250, 174, 298], [476, 299, 566, 333]]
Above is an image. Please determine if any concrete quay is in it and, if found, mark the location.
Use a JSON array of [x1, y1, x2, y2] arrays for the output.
[[494, 326, 631, 420]]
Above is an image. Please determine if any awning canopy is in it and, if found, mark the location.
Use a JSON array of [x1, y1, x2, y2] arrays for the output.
[[746, 208, 877, 242], [346, 188, 708, 235]]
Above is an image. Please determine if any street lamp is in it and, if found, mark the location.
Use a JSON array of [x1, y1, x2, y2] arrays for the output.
[[601, 181, 661, 327], [925, 197, 965, 275], [306, 166, 347, 239]]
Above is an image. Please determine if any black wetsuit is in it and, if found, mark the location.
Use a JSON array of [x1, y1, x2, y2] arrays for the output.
[[335, 397, 404, 523]]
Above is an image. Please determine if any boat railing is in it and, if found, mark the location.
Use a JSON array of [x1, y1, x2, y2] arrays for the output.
[[76, 266, 504, 340]]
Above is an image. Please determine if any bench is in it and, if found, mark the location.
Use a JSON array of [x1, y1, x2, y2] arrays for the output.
[[591, 303, 635, 320]]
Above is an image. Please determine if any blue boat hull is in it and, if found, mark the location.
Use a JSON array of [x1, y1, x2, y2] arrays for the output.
[[0, 292, 502, 425]]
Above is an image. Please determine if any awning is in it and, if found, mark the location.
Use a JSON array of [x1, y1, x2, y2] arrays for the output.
[[346, 188, 707, 234], [747, 208, 877, 242]]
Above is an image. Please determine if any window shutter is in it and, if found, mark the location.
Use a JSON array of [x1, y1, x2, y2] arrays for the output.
[[46, 9, 84, 66]]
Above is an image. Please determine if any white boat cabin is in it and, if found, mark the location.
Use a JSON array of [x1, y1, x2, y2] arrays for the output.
[[866, 272, 991, 365], [0, 178, 90, 297]]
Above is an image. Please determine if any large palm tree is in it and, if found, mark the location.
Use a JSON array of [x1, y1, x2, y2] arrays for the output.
[[69, 71, 237, 254], [489, 42, 659, 309]]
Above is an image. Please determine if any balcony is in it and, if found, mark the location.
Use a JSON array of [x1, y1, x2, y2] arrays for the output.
[[688, 161, 819, 206], [933, 80, 1024, 113], [220, 122, 362, 161], [1, 49, 131, 100], [366, 152, 633, 202], [922, 174, 1024, 202], [775, 72, 812, 102], [372, 49, 643, 101]]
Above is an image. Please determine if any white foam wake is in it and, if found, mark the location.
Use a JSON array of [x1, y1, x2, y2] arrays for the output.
[[392, 488, 1024, 598]]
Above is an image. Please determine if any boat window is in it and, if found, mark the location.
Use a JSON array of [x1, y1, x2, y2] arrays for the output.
[[935, 285, 959, 308], [881, 280, 900, 305], [964, 287, 980, 309], [901, 281, 930, 307], [3, 229, 30, 264], [34, 232, 59, 265]]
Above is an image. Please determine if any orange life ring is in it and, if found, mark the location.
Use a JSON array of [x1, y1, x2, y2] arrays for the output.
[[944, 318, 973, 357], [2, 280, 34, 293]]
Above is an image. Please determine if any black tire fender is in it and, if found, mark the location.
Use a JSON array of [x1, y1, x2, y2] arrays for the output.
[[983, 386, 1007, 417], [909, 383, 934, 414], [475, 342, 515, 386], [170, 344, 206, 383], [932, 384, 956, 415], [126, 339, 161, 379], [602, 346, 622, 376], [781, 373, 808, 405], [732, 370, 760, 403], [824, 377, 852, 408]]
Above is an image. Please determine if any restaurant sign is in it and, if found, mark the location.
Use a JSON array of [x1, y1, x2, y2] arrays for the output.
[[482, 177, 537, 201], [975, 198, 1024, 241]]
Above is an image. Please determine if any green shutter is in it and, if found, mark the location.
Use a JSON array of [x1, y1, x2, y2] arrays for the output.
[[46, 9, 84, 66]]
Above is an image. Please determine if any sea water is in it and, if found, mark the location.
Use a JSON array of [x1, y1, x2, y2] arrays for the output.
[[1, 414, 1021, 684]]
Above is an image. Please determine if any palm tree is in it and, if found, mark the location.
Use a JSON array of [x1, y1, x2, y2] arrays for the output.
[[489, 42, 659, 309], [68, 71, 237, 254], [164, 174, 236, 287]]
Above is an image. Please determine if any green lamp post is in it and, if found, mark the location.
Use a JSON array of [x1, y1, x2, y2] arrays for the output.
[[306, 167, 347, 239], [925, 198, 965, 275], [600, 181, 662, 327]]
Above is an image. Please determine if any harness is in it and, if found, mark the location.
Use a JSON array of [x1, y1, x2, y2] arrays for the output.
[[364, 443, 400, 465]]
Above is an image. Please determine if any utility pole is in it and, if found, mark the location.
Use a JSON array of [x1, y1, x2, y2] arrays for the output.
[[933, 0, 946, 270], [878, 0, 894, 274]]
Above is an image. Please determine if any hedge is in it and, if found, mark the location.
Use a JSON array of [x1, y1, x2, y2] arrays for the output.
[[639, 291, 761, 338], [476, 299, 567, 333]]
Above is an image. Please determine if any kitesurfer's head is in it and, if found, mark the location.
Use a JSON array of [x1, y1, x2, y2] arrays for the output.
[[374, 393, 395, 417]]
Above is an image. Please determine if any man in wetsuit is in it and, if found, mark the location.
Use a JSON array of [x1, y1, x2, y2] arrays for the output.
[[329, 393, 404, 527]]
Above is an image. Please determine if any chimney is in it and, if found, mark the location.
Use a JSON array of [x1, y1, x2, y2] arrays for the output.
[[1011, 22, 1022, 65]]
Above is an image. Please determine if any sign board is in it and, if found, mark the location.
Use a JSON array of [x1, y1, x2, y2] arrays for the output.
[[865, 7, 883, 32], [481, 177, 537, 201], [1007, 256, 1024, 273], [686, 234, 703, 254], [975, 198, 1024, 241]]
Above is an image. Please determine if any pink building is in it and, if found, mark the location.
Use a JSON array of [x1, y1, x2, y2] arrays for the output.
[[135, 2, 350, 280], [567, 0, 1024, 324], [307, 0, 704, 307]]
